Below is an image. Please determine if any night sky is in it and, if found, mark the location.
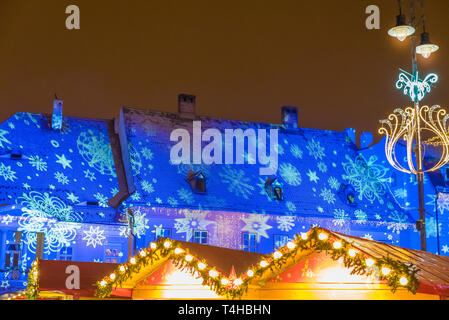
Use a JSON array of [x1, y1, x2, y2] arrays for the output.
[[1, 0, 448, 144]]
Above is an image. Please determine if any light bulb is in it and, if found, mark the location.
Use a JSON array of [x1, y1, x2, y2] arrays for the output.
[[139, 250, 146, 257], [130, 257, 136, 264], [260, 260, 269, 268], [198, 262, 206, 270], [318, 233, 328, 241], [286, 242, 296, 250], [247, 270, 254, 277], [209, 270, 218, 278], [150, 242, 157, 249], [348, 249, 357, 257], [273, 251, 282, 259], [399, 276, 408, 286], [109, 273, 116, 280], [300, 233, 308, 240], [185, 254, 193, 262], [333, 241, 342, 249], [366, 258, 375, 267], [174, 248, 184, 255], [119, 265, 126, 272], [221, 278, 229, 286], [382, 267, 391, 276], [163, 241, 171, 248], [234, 278, 243, 286]]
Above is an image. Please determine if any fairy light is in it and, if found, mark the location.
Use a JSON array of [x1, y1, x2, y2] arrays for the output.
[[333, 241, 342, 249], [300, 233, 308, 240], [247, 270, 254, 277], [273, 251, 282, 259], [260, 260, 269, 268], [109, 273, 116, 280], [150, 242, 157, 250], [221, 278, 229, 286], [119, 265, 126, 273], [139, 250, 146, 257], [318, 232, 328, 241], [286, 242, 296, 250], [209, 270, 218, 278], [234, 278, 242, 286], [185, 254, 193, 262], [174, 248, 184, 255], [100, 280, 107, 287], [164, 240, 171, 248], [197, 262, 206, 270], [348, 249, 357, 257], [130, 257, 136, 264], [382, 267, 391, 276], [365, 258, 375, 267], [400, 276, 408, 286]]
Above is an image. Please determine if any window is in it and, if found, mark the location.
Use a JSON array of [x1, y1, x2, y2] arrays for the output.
[[242, 233, 257, 252], [104, 246, 120, 263], [193, 230, 208, 244], [186, 170, 207, 194], [59, 246, 73, 261], [154, 227, 171, 241], [273, 235, 289, 249], [264, 177, 283, 200]]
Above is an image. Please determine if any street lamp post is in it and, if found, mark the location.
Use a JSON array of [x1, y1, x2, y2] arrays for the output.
[[379, 0, 445, 252]]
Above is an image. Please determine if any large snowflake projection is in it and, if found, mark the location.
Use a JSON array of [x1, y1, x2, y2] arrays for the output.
[[342, 154, 388, 204], [319, 187, 336, 204], [218, 166, 254, 199], [77, 130, 116, 177], [290, 144, 303, 159], [436, 193, 449, 214], [0, 163, 17, 182], [425, 217, 442, 238], [17, 191, 81, 222], [94, 193, 109, 207], [306, 138, 325, 160], [177, 188, 194, 205], [241, 214, 272, 242], [332, 209, 350, 227], [119, 209, 149, 239], [354, 209, 367, 223], [82, 226, 106, 248], [279, 163, 302, 186], [393, 188, 408, 200], [174, 210, 215, 241], [28, 155, 47, 171], [128, 143, 142, 175], [276, 216, 295, 232], [0, 129, 11, 148], [387, 210, 409, 234], [18, 208, 79, 254]]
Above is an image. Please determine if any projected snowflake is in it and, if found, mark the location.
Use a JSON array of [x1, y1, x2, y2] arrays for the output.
[[306, 138, 325, 160], [77, 130, 116, 177], [128, 143, 142, 175], [82, 226, 106, 248], [387, 210, 409, 234], [28, 155, 47, 172], [17, 191, 81, 222], [276, 216, 295, 232], [141, 147, 154, 160], [54, 171, 69, 185], [328, 177, 340, 190], [18, 208, 79, 254], [332, 209, 350, 227], [354, 209, 367, 223], [0, 163, 17, 182], [120, 209, 149, 239], [0, 129, 11, 148], [141, 180, 155, 194], [279, 163, 302, 186], [425, 217, 442, 238], [290, 144, 303, 159], [177, 188, 194, 205], [320, 187, 336, 204], [342, 154, 388, 204], [241, 214, 272, 242], [175, 210, 215, 241], [218, 166, 255, 199]]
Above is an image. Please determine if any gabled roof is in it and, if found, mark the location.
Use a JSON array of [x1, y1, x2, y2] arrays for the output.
[[120, 107, 412, 224], [94, 227, 448, 299]]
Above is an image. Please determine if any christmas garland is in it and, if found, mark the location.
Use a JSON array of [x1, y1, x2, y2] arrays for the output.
[[95, 227, 420, 299]]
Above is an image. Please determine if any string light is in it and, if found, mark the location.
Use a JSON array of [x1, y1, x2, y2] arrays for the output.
[[150, 242, 157, 250], [139, 250, 146, 257], [174, 248, 184, 255], [234, 278, 242, 286], [209, 270, 218, 278], [164, 241, 171, 248], [333, 241, 342, 249], [400, 276, 408, 286], [365, 258, 375, 267], [119, 265, 126, 273], [273, 251, 282, 259], [318, 232, 328, 241], [185, 254, 193, 262], [348, 249, 357, 257], [286, 242, 296, 250], [130, 257, 136, 264], [247, 270, 254, 277], [109, 273, 116, 280], [300, 233, 308, 240], [197, 262, 206, 270], [100, 280, 107, 287], [221, 278, 229, 286], [260, 260, 269, 268], [382, 267, 391, 276]]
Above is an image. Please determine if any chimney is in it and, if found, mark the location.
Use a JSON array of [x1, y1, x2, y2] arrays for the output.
[[281, 106, 298, 129], [52, 98, 63, 131], [178, 94, 196, 119]]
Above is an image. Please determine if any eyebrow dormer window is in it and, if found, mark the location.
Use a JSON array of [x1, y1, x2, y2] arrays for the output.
[[265, 177, 283, 200], [186, 170, 207, 194]]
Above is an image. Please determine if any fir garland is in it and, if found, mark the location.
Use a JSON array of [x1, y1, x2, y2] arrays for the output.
[[95, 227, 421, 299], [25, 259, 40, 300]]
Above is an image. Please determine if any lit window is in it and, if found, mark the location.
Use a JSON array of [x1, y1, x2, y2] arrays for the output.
[[59, 246, 73, 261], [186, 170, 207, 194], [155, 227, 171, 240], [242, 233, 257, 252], [104, 246, 120, 263], [193, 230, 208, 244], [273, 235, 289, 249], [264, 177, 283, 200]]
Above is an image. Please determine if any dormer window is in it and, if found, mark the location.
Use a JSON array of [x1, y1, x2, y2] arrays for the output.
[[339, 184, 356, 206], [265, 177, 283, 200], [186, 170, 206, 194]]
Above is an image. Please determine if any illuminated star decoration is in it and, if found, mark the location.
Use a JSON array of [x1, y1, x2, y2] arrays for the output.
[[55, 154, 73, 169], [82, 226, 106, 248], [396, 70, 438, 102], [241, 214, 272, 242]]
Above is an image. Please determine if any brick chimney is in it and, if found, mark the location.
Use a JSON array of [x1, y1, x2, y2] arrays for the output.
[[281, 106, 298, 129], [178, 94, 196, 119]]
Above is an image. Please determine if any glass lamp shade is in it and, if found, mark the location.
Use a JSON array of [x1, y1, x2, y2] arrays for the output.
[[388, 14, 415, 41], [416, 32, 439, 58]]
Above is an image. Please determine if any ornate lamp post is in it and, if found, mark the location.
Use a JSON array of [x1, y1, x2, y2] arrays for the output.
[[379, 0, 445, 252]]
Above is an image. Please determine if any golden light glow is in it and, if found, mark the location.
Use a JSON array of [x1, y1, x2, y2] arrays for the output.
[[221, 278, 229, 286], [273, 251, 282, 259], [333, 241, 342, 249], [139, 250, 146, 257], [234, 278, 242, 286], [109, 273, 116, 280], [130, 257, 136, 264], [286, 242, 296, 250], [197, 262, 206, 270], [400, 276, 408, 286], [416, 43, 439, 59], [365, 258, 375, 267], [164, 241, 171, 248], [119, 265, 126, 273], [379, 105, 449, 175], [348, 249, 357, 257], [300, 233, 308, 240], [247, 270, 254, 277], [382, 267, 391, 276], [209, 270, 218, 278], [318, 232, 328, 241], [150, 242, 157, 249], [174, 248, 184, 255], [388, 25, 415, 42], [185, 254, 193, 262], [260, 260, 269, 268]]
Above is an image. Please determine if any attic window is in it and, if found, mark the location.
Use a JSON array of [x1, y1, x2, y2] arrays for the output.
[[340, 184, 356, 206], [186, 170, 206, 194], [265, 177, 283, 200]]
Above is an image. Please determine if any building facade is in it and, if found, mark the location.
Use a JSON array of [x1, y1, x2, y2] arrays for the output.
[[0, 95, 447, 295]]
